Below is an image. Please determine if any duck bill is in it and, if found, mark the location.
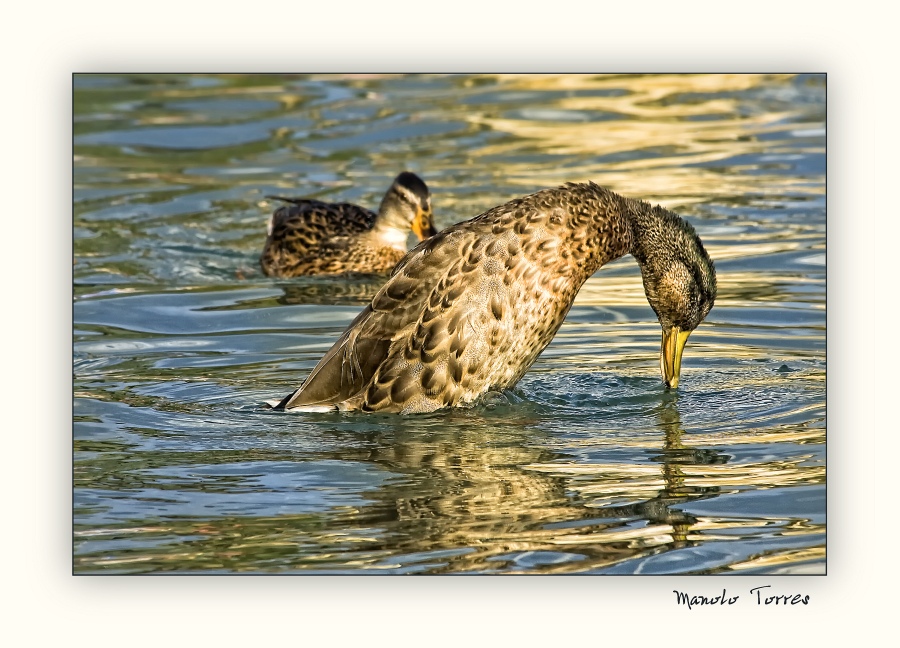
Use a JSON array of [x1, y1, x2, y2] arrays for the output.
[[411, 206, 437, 240], [660, 326, 691, 389]]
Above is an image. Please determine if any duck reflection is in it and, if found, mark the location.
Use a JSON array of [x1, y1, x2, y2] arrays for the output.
[[275, 277, 387, 306], [603, 394, 725, 549], [303, 394, 728, 573]]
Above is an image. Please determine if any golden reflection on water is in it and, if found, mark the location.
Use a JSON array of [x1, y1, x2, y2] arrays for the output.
[[457, 74, 819, 200], [326, 398, 822, 573], [728, 546, 826, 572], [73, 394, 822, 574]]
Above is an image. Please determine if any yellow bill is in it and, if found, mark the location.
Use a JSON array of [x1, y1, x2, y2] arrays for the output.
[[660, 326, 692, 389], [412, 206, 437, 240]]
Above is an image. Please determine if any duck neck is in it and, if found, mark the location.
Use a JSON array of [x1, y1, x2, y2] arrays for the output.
[[568, 187, 638, 280], [370, 198, 410, 249], [623, 198, 681, 269], [572, 186, 688, 284]]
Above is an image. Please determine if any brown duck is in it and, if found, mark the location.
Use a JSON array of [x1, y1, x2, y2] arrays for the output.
[[268, 182, 716, 414], [260, 172, 436, 277]]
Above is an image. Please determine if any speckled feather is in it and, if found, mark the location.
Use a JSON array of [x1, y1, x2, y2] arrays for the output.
[[260, 200, 395, 275], [273, 182, 715, 414], [259, 172, 435, 277]]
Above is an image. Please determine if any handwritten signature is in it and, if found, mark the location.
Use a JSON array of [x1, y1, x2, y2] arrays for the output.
[[674, 586, 810, 609]]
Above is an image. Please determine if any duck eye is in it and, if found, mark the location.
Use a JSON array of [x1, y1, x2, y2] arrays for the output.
[[395, 191, 416, 206]]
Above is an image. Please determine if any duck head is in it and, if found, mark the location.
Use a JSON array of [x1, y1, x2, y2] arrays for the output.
[[379, 171, 437, 242], [632, 207, 716, 389]]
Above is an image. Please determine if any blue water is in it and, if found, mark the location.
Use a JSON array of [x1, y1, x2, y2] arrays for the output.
[[73, 73, 825, 574]]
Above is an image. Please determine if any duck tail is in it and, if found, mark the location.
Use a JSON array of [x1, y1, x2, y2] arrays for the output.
[[265, 195, 305, 205], [264, 389, 298, 410]]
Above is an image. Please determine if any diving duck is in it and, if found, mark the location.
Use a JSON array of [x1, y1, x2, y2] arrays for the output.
[[259, 172, 437, 277], [268, 182, 716, 414]]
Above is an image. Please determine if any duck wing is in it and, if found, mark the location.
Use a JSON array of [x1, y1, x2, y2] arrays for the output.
[[278, 224, 477, 410], [266, 198, 376, 242]]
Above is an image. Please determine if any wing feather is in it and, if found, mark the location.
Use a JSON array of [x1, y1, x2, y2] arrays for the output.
[[278, 224, 480, 410]]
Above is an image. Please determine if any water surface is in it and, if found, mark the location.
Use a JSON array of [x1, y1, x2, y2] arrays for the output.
[[73, 73, 825, 574]]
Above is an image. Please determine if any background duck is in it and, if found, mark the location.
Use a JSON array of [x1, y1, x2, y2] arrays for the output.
[[268, 182, 716, 414], [259, 172, 436, 277]]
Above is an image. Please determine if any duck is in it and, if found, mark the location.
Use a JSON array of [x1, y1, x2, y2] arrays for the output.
[[259, 172, 437, 277], [267, 182, 716, 414]]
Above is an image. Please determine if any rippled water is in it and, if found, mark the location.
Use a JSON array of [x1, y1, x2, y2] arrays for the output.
[[73, 73, 825, 574]]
